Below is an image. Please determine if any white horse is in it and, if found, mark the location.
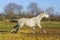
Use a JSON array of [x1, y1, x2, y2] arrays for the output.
[[11, 13, 49, 33]]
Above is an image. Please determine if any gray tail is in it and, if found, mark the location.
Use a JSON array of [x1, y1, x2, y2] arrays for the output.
[[11, 19, 19, 22]]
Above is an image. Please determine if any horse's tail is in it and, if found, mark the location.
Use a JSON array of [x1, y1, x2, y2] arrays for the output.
[[11, 19, 19, 22]]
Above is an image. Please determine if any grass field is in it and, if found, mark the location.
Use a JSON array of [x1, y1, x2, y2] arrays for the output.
[[0, 21, 60, 40]]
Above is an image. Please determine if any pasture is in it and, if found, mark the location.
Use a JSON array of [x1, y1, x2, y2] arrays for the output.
[[0, 21, 60, 40]]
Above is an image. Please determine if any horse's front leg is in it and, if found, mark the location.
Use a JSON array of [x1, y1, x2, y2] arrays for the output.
[[40, 27, 46, 34], [37, 23, 46, 34], [32, 27, 35, 34]]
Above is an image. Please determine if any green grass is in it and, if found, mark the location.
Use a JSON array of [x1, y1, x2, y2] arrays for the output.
[[0, 21, 60, 30], [41, 21, 60, 27], [0, 21, 16, 30]]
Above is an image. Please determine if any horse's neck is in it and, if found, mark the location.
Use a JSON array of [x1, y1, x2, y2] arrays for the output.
[[36, 14, 44, 21]]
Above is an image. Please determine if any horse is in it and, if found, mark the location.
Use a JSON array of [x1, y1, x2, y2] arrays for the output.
[[11, 12, 49, 34]]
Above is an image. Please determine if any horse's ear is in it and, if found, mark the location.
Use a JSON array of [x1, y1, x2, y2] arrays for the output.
[[43, 10, 46, 14], [42, 11, 44, 13], [42, 11, 46, 14], [43, 11, 45, 14]]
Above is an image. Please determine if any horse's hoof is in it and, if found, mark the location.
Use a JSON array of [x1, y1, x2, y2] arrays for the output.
[[10, 31, 13, 33], [43, 31, 47, 34]]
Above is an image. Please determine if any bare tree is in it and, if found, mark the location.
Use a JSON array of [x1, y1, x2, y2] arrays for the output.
[[45, 7, 54, 15], [45, 7, 55, 21], [27, 2, 42, 16], [4, 3, 23, 19], [0, 13, 6, 21], [55, 12, 60, 21]]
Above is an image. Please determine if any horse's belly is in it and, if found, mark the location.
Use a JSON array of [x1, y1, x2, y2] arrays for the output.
[[29, 23, 35, 27], [26, 21, 35, 27]]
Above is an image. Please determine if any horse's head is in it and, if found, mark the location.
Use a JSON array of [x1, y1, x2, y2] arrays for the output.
[[43, 13, 49, 18], [36, 12, 49, 20]]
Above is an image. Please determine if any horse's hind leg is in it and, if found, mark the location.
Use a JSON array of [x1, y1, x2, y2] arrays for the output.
[[11, 24, 19, 33], [18, 23, 24, 33], [14, 25, 19, 33]]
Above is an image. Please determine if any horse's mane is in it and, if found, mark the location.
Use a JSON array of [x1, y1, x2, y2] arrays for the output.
[[36, 13, 44, 18]]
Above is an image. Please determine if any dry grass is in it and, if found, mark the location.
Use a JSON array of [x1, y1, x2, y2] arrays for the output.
[[0, 32, 60, 40]]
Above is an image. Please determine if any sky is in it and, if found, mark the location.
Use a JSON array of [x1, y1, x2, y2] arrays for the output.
[[0, 0, 60, 14]]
